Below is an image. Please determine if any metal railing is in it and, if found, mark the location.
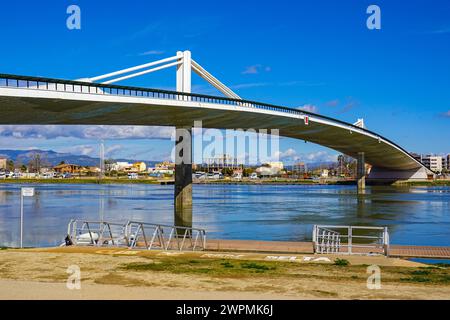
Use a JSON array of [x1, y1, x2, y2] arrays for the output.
[[0, 74, 302, 116], [312, 226, 341, 254], [65, 219, 206, 251], [66, 220, 128, 247], [312, 225, 389, 256], [125, 221, 206, 251]]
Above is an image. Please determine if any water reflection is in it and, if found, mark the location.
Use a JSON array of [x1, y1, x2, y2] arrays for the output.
[[0, 184, 449, 247]]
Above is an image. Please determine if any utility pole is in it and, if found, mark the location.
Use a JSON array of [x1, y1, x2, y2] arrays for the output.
[[100, 140, 105, 180]]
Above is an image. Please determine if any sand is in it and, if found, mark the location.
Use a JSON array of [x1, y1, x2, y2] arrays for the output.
[[0, 248, 449, 300]]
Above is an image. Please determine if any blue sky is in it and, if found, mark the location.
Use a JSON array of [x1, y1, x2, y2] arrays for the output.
[[0, 0, 449, 163]]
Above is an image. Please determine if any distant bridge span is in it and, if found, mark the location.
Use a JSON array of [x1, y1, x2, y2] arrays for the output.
[[0, 73, 429, 179]]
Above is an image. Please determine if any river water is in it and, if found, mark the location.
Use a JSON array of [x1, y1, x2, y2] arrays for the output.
[[0, 183, 449, 248]]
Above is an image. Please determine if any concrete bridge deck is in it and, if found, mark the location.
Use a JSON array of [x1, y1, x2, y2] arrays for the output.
[[206, 239, 450, 259]]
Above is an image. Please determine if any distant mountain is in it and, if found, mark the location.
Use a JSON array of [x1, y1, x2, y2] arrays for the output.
[[0, 149, 160, 167]]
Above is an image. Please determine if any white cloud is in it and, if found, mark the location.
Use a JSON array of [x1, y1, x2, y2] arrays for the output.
[[138, 50, 165, 56], [230, 82, 270, 90], [273, 150, 337, 164], [302, 151, 338, 163], [440, 110, 450, 118], [326, 99, 339, 107], [0, 125, 174, 140], [242, 65, 260, 74], [60, 145, 96, 156], [297, 104, 319, 113], [428, 27, 450, 34], [276, 148, 297, 159], [241, 64, 271, 75], [105, 144, 124, 156]]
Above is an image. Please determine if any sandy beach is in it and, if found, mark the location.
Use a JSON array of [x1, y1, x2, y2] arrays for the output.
[[0, 247, 449, 300]]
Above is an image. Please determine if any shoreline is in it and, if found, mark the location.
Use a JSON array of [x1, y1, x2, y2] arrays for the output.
[[1, 178, 449, 186]]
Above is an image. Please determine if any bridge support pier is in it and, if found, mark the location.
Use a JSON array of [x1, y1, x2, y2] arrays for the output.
[[357, 152, 366, 194], [174, 127, 193, 228]]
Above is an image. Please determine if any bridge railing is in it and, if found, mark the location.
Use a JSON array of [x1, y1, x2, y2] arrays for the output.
[[0, 73, 309, 119], [0, 73, 426, 169]]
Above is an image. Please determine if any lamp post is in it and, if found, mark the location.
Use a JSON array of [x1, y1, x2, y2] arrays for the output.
[[20, 187, 34, 248]]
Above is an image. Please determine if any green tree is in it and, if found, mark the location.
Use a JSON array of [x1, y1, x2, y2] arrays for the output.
[[6, 160, 14, 171], [221, 167, 234, 176], [243, 168, 254, 177]]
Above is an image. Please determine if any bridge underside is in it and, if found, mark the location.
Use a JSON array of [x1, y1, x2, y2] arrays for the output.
[[0, 87, 433, 229], [368, 166, 431, 181], [0, 90, 431, 178]]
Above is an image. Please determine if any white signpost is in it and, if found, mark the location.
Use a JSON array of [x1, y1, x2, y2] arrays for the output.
[[20, 187, 34, 248]]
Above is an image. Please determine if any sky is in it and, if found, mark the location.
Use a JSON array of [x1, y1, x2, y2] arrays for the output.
[[0, 0, 449, 164]]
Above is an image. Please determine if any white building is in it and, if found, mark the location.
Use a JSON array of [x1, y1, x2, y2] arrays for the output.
[[265, 162, 284, 170], [321, 169, 329, 178], [107, 162, 132, 172], [0, 158, 7, 170], [204, 154, 241, 170], [422, 155, 443, 173], [255, 162, 284, 177]]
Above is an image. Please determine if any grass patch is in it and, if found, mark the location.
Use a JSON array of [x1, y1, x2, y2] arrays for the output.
[[334, 258, 350, 266], [221, 262, 234, 268], [312, 290, 339, 297], [94, 273, 149, 287], [121, 258, 281, 277], [188, 260, 201, 264], [401, 276, 431, 283], [397, 267, 450, 284], [410, 270, 431, 276], [241, 262, 275, 271], [118, 255, 450, 285]]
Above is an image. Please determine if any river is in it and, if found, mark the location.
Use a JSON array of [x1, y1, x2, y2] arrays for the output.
[[0, 183, 449, 248]]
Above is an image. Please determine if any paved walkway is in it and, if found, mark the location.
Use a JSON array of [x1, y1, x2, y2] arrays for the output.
[[206, 239, 313, 254], [206, 239, 450, 259], [389, 245, 450, 259]]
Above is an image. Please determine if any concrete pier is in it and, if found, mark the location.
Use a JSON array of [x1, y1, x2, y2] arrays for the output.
[[174, 127, 193, 228], [357, 152, 366, 194]]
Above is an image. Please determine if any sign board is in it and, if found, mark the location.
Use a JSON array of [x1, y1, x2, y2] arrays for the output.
[[304, 116, 309, 125], [21, 187, 35, 197]]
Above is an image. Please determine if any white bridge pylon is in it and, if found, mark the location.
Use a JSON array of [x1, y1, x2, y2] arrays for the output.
[[80, 50, 241, 100]]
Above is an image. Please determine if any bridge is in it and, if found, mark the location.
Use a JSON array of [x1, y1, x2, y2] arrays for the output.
[[0, 50, 432, 227]]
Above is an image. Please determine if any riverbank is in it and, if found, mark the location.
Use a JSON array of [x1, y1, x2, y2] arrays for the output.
[[1, 247, 449, 300], [0, 178, 342, 185], [1, 178, 449, 186], [0, 178, 162, 185], [393, 180, 450, 186]]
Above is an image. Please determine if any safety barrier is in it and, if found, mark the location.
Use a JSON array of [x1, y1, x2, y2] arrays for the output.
[[65, 219, 206, 251], [312, 225, 389, 256], [66, 220, 128, 247], [125, 221, 206, 251]]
